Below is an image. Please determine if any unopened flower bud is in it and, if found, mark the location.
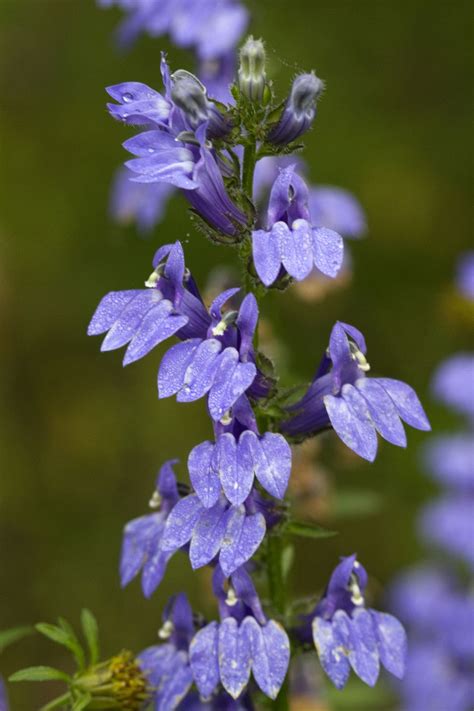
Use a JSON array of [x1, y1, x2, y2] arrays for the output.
[[171, 70, 209, 128], [171, 69, 231, 139], [238, 36, 267, 101], [268, 72, 324, 145]]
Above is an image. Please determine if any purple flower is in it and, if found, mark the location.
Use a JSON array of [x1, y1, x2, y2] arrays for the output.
[[108, 57, 247, 237], [310, 555, 407, 689], [419, 495, 474, 570], [189, 567, 290, 700], [198, 53, 236, 104], [109, 167, 175, 232], [180, 135, 248, 237], [139, 591, 255, 710], [138, 593, 195, 711], [282, 321, 430, 461], [268, 73, 324, 145], [423, 433, 474, 491], [456, 251, 474, 301], [398, 642, 474, 711], [188, 399, 292, 506], [168, 1, 248, 61], [158, 291, 258, 421], [252, 166, 344, 286], [160, 493, 266, 577], [88, 241, 210, 365], [390, 567, 474, 710], [119, 460, 180, 597], [390, 566, 474, 661], [432, 354, 474, 420], [308, 186, 367, 238], [100, 0, 249, 59]]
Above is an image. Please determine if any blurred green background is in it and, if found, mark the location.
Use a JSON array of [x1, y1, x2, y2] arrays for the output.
[[0, 0, 472, 707]]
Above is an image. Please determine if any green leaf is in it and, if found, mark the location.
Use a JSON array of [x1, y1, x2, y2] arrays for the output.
[[281, 544, 295, 581], [72, 692, 92, 710], [58, 618, 86, 670], [9, 666, 71, 683], [80, 609, 100, 666], [0, 625, 34, 653], [333, 489, 384, 519], [36, 622, 86, 671], [39, 692, 72, 711], [286, 520, 337, 539]]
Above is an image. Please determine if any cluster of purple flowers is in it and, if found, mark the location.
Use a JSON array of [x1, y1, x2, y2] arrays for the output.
[[85, 17, 433, 709], [390, 252, 474, 711]]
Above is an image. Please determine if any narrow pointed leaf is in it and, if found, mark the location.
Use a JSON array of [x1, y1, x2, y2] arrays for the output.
[[0, 626, 34, 653], [9, 666, 71, 683], [287, 520, 337, 539], [80, 609, 100, 666]]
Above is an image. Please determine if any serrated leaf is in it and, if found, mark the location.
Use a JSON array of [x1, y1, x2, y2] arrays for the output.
[[9, 666, 71, 683], [80, 609, 100, 666], [36, 622, 85, 671], [0, 625, 34, 653], [72, 692, 92, 710], [40, 692, 72, 711], [286, 520, 337, 539]]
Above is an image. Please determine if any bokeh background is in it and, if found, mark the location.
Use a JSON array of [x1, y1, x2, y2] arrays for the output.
[[0, 0, 472, 707]]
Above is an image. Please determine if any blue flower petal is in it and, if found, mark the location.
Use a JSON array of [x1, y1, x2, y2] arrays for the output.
[[88, 290, 143, 335], [123, 300, 188, 365], [236, 293, 259, 360], [377, 378, 431, 431], [325, 386, 377, 461], [219, 506, 266, 577], [188, 440, 221, 508], [247, 431, 292, 500], [242, 617, 290, 700], [313, 226, 344, 277], [158, 339, 201, 398], [208, 348, 257, 421], [160, 494, 204, 552], [100, 291, 163, 351], [357, 378, 407, 447], [218, 433, 254, 506], [370, 610, 407, 679], [155, 650, 193, 711], [218, 618, 251, 699], [252, 228, 281, 286], [189, 622, 220, 698], [189, 499, 228, 569], [177, 338, 223, 402], [348, 608, 380, 687], [278, 219, 313, 282], [312, 615, 351, 689], [142, 549, 173, 598]]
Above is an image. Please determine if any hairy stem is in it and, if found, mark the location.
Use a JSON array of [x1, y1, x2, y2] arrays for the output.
[[242, 142, 257, 198]]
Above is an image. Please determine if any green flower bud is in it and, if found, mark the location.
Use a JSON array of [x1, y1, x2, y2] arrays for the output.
[[238, 36, 267, 102]]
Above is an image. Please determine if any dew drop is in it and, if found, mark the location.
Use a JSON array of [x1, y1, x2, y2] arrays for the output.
[[122, 93, 133, 103]]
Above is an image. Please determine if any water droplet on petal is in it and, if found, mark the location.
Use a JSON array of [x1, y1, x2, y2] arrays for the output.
[[122, 93, 133, 103]]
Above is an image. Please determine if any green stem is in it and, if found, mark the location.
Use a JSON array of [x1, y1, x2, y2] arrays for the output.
[[242, 142, 257, 198], [267, 534, 290, 711]]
